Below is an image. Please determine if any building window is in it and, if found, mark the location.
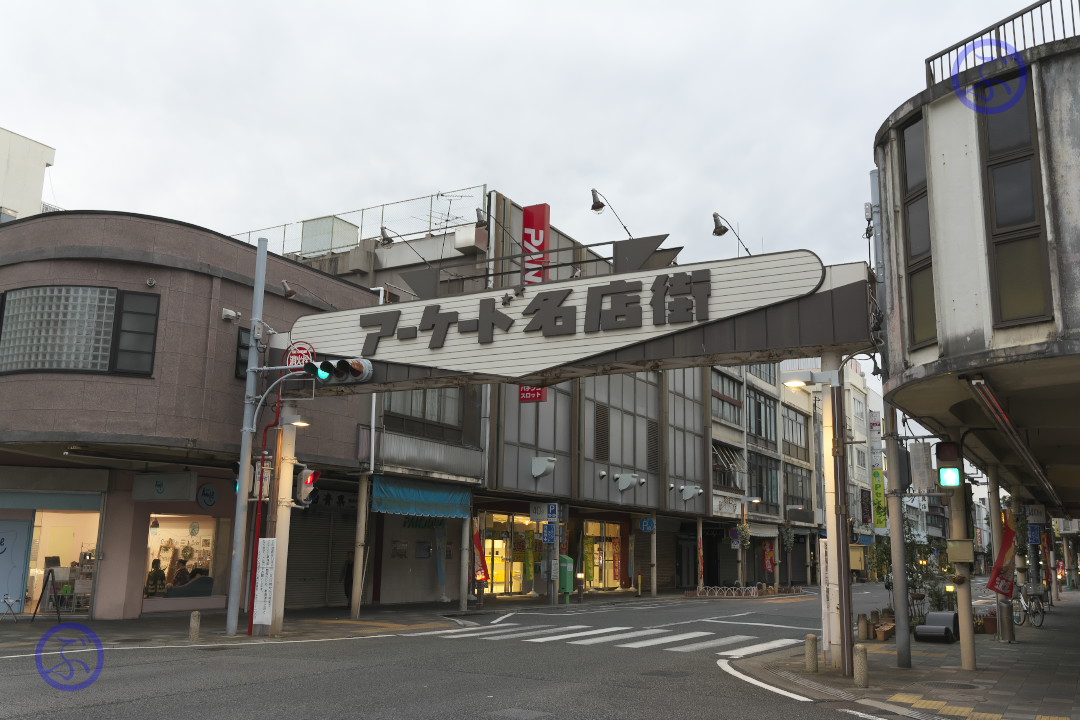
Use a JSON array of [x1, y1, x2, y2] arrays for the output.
[[853, 395, 865, 423], [900, 116, 937, 347], [0, 286, 159, 375], [979, 75, 1052, 325], [784, 464, 812, 510], [856, 447, 867, 469], [781, 406, 809, 461], [747, 452, 779, 514], [712, 442, 744, 493], [384, 387, 463, 442], [746, 389, 777, 450], [710, 370, 742, 425], [746, 362, 776, 385]]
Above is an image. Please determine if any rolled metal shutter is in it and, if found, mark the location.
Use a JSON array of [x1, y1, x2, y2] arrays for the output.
[[285, 499, 356, 608]]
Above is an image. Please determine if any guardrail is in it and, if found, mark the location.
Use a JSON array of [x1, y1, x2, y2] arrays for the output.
[[925, 0, 1079, 87]]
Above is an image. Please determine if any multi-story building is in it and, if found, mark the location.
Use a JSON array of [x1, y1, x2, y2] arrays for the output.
[[0, 127, 56, 222]]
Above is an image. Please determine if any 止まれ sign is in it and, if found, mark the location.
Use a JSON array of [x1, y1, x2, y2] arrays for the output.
[[290, 251, 824, 381]]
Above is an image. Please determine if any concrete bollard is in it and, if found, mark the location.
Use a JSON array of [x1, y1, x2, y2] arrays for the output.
[[189, 610, 201, 642], [853, 643, 868, 688], [857, 613, 869, 641], [805, 633, 819, 673]]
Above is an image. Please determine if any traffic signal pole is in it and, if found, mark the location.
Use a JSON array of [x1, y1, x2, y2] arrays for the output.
[[270, 404, 299, 636]]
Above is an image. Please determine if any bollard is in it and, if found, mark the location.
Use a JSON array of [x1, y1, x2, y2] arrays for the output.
[[853, 643, 868, 688], [189, 610, 201, 642], [805, 633, 819, 673], [857, 613, 869, 641]]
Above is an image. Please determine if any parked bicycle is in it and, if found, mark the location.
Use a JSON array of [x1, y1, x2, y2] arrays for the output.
[[1012, 589, 1045, 627]]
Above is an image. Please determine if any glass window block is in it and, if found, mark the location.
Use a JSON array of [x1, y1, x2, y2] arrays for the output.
[[0, 286, 117, 372]]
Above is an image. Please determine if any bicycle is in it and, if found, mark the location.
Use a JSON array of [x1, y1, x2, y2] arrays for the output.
[[1012, 590, 1045, 627]]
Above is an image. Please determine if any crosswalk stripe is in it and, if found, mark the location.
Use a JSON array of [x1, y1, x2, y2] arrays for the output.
[[567, 629, 667, 645], [665, 635, 757, 652], [445, 625, 553, 639], [616, 631, 714, 648], [717, 638, 802, 657], [524, 627, 633, 643], [403, 624, 519, 636], [479, 625, 592, 641]]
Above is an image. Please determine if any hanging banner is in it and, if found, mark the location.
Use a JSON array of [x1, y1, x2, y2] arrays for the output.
[[524, 529, 535, 581], [613, 536, 622, 586], [872, 469, 887, 528], [472, 529, 490, 582], [584, 537, 595, 581], [698, 534, 704, 588], [763, 540, 776, 574], [435, 523, 446, 588], [987, 508, 1018, 596]]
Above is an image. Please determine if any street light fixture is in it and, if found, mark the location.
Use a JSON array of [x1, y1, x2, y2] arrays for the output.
[[588, 188, 633, 240], [711, 212, 753, 257]]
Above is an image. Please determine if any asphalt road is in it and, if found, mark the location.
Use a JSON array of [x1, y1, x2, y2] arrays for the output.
[[1, 587, 901, 720]]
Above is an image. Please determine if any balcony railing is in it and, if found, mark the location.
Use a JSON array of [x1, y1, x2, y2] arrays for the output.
[[926, 0, 1080, 87], [357, 426, 483, 480]]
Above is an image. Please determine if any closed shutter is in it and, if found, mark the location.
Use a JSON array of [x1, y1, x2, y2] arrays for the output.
[[285, 499, 356, 608], [631, 530, 678, 592]]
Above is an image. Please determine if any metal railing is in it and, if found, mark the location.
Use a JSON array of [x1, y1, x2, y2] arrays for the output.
[[230, 184, 487, 257], [926, 0, 1080, 87]]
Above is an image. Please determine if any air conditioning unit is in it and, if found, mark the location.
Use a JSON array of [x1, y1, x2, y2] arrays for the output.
[[455, 225, 488, 255]]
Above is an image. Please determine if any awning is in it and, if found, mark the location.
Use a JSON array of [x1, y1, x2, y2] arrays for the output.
[[749, 522, 779, 538], [371, 476, 472, 518]]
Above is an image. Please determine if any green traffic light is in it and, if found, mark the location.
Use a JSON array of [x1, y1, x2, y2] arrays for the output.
[[938, 466, 962, 487], [303, 361, 331, 382]]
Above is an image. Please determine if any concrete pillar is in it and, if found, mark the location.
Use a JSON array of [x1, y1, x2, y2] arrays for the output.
[[820, 352, 844, 670], [986, 467, 1013, 643], [948, 469, 976, 671], [459, 515, 470, 612], [884, 403, 911, 667], [269, 418, 297, 636], [697, 517, 704, 592], [650, 512, 657, 598]]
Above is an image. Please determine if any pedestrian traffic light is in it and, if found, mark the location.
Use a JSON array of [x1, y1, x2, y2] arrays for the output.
[[936, 441, 963, 487], [293, 463, 321, 507], [301, 358, 373, 387]]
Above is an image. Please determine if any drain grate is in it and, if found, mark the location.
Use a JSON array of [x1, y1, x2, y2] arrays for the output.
[[921, 681, 978, 690]]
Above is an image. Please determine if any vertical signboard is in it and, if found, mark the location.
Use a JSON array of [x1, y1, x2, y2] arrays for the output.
[[871, 468, 887, 530], [868, 410, 882, 470], [518, 203, 550, 403], [0, 520, 31, 613], [252, 538, 276, 626]]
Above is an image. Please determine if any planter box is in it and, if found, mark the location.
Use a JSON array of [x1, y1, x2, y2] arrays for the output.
[[982, 617, 997, 634]]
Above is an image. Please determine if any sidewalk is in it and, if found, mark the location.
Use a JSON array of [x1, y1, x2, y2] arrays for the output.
[[739, 590, 1080, 720], [0, 588, 683, 650]]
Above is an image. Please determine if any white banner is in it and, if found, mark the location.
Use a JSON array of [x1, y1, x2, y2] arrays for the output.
[[253, 538, 276, 626]]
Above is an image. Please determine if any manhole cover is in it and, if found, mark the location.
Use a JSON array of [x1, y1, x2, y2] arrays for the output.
[[642, 670, 689, 678], [921, 681, 979, 689]]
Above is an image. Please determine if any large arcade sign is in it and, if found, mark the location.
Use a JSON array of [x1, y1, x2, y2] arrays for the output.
[[289, 247, 872, 393]]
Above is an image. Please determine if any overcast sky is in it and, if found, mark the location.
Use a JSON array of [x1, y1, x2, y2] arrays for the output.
[[5, 1, 1024, 267]]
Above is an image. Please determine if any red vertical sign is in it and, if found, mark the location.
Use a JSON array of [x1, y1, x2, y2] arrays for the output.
[[519, 203, 550, 403]]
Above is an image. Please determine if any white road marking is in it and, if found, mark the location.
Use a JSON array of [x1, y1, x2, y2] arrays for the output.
[[445, 625, 553, 639], [646, 611, 752, 629], [0, 634, 396, 661], [479, 625, 592, 640], [490, 613, 515, 625], [617, 631, 714, 648], [567, 629, 667, 645], [665, 635, 756, 652], [403, 624, 519, 636], [717, 638, 802, 657], [838, 710, 891, 720], [704, 619, 820, 631], [523, 626, 633, 643], [716, 659, 811, 702]]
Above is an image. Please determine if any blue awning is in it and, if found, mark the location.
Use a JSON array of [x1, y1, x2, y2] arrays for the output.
[[371, 476, 472, 518]]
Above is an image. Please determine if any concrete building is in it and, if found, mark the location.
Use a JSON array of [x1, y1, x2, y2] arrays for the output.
[[0, 127, 56, 222]]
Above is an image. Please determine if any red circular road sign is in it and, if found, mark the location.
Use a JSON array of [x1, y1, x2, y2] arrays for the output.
[[284, 342, 315, 367]]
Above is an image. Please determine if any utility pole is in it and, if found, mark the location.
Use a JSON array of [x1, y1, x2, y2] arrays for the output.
[[950, 433, 976, 670], [883, 402, 910, 667], [226, 237, 268, 637], [269, 403, 299, 635]]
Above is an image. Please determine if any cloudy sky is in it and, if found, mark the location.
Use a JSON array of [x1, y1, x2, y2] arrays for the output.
[[5, 1, 1023, 267]]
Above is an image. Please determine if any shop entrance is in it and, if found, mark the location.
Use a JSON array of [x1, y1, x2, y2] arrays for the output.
[[479, 512, 542, 595], [583, 521, 622, 591], [25, 510, 101, 615]]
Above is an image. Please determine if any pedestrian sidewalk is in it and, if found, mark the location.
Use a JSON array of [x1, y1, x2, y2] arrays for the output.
[[739, 589, 1080, 720], [0, 588, 687, 650]]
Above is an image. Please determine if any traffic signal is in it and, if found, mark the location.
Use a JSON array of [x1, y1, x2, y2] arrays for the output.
[[293, 463, 321, 507], [302, 358, 374, 386], [936, 441, 963, 487]]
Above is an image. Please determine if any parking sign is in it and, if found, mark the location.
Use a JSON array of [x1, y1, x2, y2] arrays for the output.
[[547, 503, 558, 521], [542, 523, 556, 544]]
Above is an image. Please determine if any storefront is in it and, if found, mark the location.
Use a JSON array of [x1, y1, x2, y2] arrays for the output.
[[582, 519, 628, 591], [475, 511, 544, 595], [0, 470, 107, 617]]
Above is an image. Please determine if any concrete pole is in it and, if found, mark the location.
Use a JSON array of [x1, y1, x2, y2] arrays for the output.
[[696, 517, 704, 592], [650, 512, 657, 597], [883, 402, 910, 667], [350, 474, 371, 618], [986, 467, 1013, 642], [1050, 546, 1061, 602], [820, 350, 852, 675], [226, 237, 268, 637], [948, 469, 976, 670], [269, 415, 298, 636], [459, 515, 471, 611]]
